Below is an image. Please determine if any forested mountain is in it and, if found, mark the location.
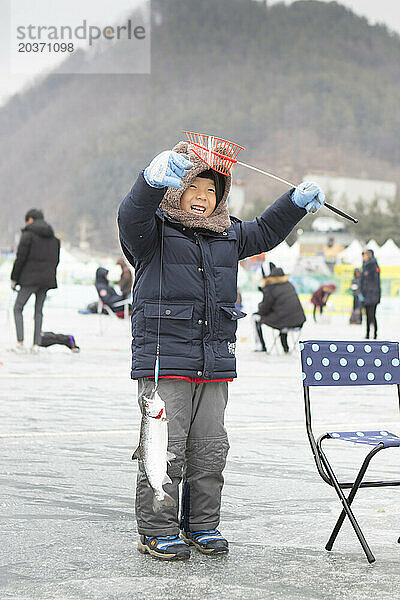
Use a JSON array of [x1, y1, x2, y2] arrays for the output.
[[1, 0, 400, 249]]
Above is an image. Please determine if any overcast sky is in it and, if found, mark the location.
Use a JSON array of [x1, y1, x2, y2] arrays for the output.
[[1, 0, 399, 107], [0, 0, 143, 106]]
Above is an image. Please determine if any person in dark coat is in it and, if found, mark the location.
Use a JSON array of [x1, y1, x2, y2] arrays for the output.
[[117, 139, 325, 560], [116, 257, 133, 299], [361, 248, 381, 339], [310, 284, 336, 321], [95, 267, 129, 317], [10, 209, 60, 352], [253, 262, 306, 353]]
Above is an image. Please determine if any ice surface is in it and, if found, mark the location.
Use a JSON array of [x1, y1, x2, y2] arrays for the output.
[[1, 303, 400, 599]]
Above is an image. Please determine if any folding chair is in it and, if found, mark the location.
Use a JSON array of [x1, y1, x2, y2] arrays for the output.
[[267, 326, 302, 355], [97, 298, 131, 335], [300, 340, 400, 563], [97, 298, 131, 319]]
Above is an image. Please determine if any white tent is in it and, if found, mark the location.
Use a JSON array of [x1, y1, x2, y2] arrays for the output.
[[377, 239, 400, 266], [263, 240, 299, 273], [337, 239, 363, 265], [366, 239, 380, 255]]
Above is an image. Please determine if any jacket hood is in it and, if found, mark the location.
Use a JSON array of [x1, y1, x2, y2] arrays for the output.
[[262, 273, 290, 286], [96, 267, 109, 284], [261, 265, 289, 285], [24, 219, 54, 238], [160, 140, 231, 233]]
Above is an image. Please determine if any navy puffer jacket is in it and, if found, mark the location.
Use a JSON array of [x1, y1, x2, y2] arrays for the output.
[[118, 173, 306, 380]]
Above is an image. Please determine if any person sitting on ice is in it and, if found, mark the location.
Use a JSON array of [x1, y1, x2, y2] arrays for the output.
[[252, 262, 306, 353], [95, 267, 130, 318], [118, 140, 325, 560], [39, 332, 80, 352]]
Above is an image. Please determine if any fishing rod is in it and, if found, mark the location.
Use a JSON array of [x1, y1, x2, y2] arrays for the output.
[[183, 131, 358, 224]]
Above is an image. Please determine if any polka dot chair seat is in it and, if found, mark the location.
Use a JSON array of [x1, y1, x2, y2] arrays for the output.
[[328, 430, 400, 448], [300, 341, 400, 387]]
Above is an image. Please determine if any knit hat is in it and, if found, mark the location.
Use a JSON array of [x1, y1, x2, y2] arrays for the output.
[[160, 140, 231, 233], [197, 169, 225, 206]]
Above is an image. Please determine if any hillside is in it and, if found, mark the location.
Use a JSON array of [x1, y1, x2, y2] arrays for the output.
[[1, 0, 400, 249]]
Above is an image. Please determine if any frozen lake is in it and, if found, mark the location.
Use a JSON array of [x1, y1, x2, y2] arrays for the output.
[[1, 303, 400, 599]]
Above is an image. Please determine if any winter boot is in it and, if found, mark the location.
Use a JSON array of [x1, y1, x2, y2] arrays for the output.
[[137, 534, 190, 561], [181, 530, 229, 555], [67, 335, 80, 352]]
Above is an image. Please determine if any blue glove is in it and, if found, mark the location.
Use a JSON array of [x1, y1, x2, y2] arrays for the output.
[[359, 294, 365, 302], [144, 150, 193, 189], [291, 181, 325, 213]]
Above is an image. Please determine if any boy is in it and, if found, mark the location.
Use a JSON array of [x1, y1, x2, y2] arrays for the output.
[[118, 140, 324, 560]]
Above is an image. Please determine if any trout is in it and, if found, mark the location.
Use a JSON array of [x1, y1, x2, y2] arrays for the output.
[[132, 389, 176, 512]]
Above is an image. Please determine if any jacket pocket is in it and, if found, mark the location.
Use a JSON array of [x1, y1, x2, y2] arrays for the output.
[[144, 302, 194, 353], [218, 305, 247, 341]]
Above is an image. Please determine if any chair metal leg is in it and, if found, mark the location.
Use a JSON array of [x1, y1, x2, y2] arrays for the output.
[[325, 443, 384, 553], [266, 329, 279, 354], [318, 446, 376, 563], [288, 330, 302, 354]]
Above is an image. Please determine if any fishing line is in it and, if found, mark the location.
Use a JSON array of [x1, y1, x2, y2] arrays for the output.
[[154, 215, 165, 390]]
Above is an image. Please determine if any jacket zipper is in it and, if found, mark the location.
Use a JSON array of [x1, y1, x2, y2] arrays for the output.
[[194, 232, 211, 334]]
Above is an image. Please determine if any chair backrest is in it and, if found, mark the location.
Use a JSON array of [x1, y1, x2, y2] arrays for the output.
[[300, 341, 400, 387]]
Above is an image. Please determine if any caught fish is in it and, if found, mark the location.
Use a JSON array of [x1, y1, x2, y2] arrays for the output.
[[132, 389, 176, 512]]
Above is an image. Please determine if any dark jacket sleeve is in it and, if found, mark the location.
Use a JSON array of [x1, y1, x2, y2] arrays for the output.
[[117, 172, 166, 263], [258, 287, 274, 316], [10, 232, 32, 282], [236, 191, 306, 261], [55, 239, 60, 268]]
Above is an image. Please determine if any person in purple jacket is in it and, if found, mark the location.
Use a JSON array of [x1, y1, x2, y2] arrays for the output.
[[118, 140, 325, 560]]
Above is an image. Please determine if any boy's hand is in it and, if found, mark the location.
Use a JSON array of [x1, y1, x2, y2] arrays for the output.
[[291, 182, 325, 213], [144, 151, 193, 189]]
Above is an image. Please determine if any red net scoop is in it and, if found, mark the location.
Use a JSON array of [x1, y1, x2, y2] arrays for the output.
[[183, 131, 245, 176]]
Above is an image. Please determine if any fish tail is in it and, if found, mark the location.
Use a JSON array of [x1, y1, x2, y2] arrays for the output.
[[153, 492, 176, 513], [131, 446, 141, 460]]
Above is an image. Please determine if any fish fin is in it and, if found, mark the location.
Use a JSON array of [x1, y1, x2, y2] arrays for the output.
[[163, 473, 172, 485], [131, 446, 142, 461], [153, 492, 176, 513], [166, 451, 176, 463]]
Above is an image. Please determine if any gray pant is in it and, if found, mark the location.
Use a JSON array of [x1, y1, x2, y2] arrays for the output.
[[135, 378, 229, 537], [14, 286, 47, 345]]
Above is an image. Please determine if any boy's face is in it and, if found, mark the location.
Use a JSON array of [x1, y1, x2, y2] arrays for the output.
[[180, 177, 217, 218]]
